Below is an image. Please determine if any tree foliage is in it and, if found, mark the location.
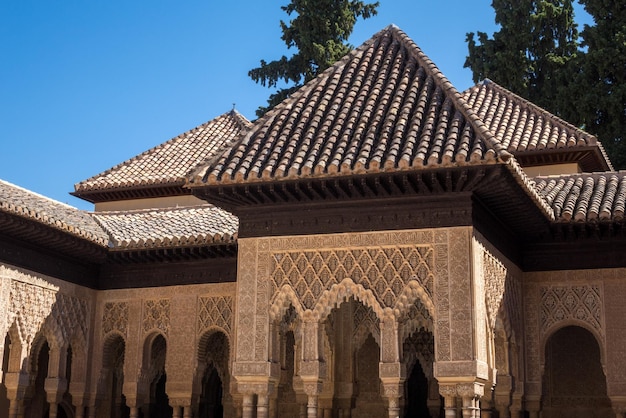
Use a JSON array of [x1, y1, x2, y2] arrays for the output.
[[465, 0, 626, 169], [249, 0, 379, 117], [465, 0, 578, 111], [563, 0, 626, 168]]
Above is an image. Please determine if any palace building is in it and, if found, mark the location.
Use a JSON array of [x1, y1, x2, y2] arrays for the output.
[[1, 25, 625, 418]]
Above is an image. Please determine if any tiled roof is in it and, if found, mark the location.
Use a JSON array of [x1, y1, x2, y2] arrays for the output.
[[464, 80, 613, 171], [92, 205, 238, 249], [75, 110, 250, 195], [0, 179, 109, 245], [534, 172, 626, 222], [189, 25, 512, 186]]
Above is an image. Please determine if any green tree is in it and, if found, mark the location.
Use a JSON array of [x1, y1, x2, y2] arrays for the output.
[[465, 0, 578, 111], [249, 0, 379, 117], [563, 0, 626, 168]]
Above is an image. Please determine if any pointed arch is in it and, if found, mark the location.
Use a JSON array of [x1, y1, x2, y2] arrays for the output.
[[393, 278, 435, 321], [269, 285, 306, 323], [196, 328, 231, 418], [313, 278, 384, 322]]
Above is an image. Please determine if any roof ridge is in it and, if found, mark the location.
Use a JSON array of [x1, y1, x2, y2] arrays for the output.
[[386, 26, 512, 163]]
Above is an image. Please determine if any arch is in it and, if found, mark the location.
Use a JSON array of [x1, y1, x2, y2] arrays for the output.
[[143, 333, 170, 418], [402, 327, 437, 418], [399, 297, 434, 344], [313, 278, 384, 323], [25, 337, 50, 418], [393, 278, 436, 321], [100, 333, 128, 418], [101, 332, 126, 369], [141, 332, 168, 372], [269, 285, 306, 323], [196, 329, 230, 418], [29, 333, 49, 374], [541, 320, 606, 370], [541, 325, 611, 418], [4, 322, 24, 374]]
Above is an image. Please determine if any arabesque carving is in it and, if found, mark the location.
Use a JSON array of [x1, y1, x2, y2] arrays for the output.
[[482, 248, 507, 330], [102, 301, 129, 337], [143, 299, 170, 335], [541, 285, 603, 337]]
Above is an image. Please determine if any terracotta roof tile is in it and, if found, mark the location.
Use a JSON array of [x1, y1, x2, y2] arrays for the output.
[[92, 205, 238, 249], [464, 80, 613, 170], [189, 25, 511, 187], [535, 172, 626, 222], [0, 179, 109, 245], [75, 110, 250, 195]]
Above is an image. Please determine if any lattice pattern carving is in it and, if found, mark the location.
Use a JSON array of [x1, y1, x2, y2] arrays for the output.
[[9, 280, 57, 346], [50, 293, 89, 347], [102, 302, 129, 336], [271, 246, 434, 310], [353, 303, 380, 349], [198, 296, 234, 335], [143, 299, 170, 335], [483, 249, 507, 330], [541, 285, 603, 336]]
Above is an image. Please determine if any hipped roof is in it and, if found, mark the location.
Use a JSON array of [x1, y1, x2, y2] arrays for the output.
[[188, 25, 513, 187], [73, 110, 251, 203], [464, 80, 613, 172]]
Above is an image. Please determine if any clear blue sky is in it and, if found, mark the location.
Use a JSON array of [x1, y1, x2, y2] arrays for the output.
[[0, 1, 590, 210]]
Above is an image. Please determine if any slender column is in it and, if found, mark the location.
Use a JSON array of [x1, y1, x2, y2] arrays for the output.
[[48, 403, 58, 418], [269, 396, 278, 418], [257, 394, 269, 418], [183, 405, 192, 418], [299, 403, 307, 418], [509, 392, 523, 417], [440, 385, 458, 418], [525, 396, 541, 418], [306, 394, 318, 418], [380, 375, 404, 418], [171, 405, 182, 418], [87, 399, 97, 418], [5, 372, 29, 418], [8, 399, 19, 418], [242, 393, 255, 418], [458, 383, 483, 418]]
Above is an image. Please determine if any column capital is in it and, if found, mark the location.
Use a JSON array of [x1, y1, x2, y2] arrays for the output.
[[235, 378, 276, 397], [438, 381, 485, 399]]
